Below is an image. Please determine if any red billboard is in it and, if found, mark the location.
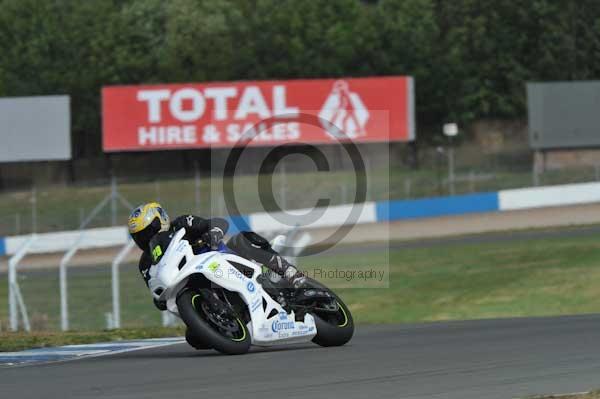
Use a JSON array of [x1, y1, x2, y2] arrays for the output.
[[102, 76, 414, 152]]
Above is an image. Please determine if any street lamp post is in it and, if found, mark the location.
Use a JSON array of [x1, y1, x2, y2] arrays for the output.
[[435, 146, 445, 196], [443, 123, 459, 195]]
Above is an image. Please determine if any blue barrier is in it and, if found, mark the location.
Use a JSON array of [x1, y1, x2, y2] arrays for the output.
[[376, 192, 500, 222], [227, 215, 251, 234], [0, 237, 5, 256]]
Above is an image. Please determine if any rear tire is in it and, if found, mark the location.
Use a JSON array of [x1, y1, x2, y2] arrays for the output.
[[306, 278, 355, 347], [177, 290, 251, 355]]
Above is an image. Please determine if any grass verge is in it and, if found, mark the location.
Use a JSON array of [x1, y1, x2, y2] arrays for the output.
[[0, 327, 184, 352], [527, 391, 600, 399], [313, 231, 600, 323]]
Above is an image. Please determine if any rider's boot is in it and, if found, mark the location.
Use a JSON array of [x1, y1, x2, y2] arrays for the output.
[[267, 255, 308, 289]]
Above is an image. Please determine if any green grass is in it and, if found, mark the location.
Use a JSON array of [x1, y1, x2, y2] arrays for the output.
[[310, 230, 600, 323]]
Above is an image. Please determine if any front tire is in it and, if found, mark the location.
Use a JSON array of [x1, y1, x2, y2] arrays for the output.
[[177, 290, 251, 355], [305, 278, 354, 347], [185, 329, 212, 350]]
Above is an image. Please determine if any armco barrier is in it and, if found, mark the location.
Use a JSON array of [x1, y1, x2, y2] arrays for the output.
[[247, 202, 377, 233], [2, 181, 600, 256], [376, 192, 499, 222], [3, 226, 129, 256], [498, 181, 600, 211]]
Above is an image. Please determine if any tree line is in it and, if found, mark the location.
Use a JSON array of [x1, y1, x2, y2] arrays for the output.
[[1, 0, 600, 159]]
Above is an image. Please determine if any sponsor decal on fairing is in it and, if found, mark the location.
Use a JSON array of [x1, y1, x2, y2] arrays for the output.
[[271, 312, 295, 333]]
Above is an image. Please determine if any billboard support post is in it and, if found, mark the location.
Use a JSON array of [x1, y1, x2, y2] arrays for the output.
[[31, 186, 37, 233], [532, 152, 539, 186], [364, 156, 371, 201], [15, 213, 20, 235], [443, 123, 459, 196], [532, 150, 543, 187], [404, 178, 412, 199], [195, 161, 201, 214], [448, 139, 455, 195], [111, 176, 117, 226]]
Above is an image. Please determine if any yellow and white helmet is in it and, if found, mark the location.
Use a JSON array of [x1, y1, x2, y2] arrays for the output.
[[128, 202, 170, 250]]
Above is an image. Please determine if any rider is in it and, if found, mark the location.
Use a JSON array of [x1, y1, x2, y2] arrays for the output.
[[127, 202, 306, 309]]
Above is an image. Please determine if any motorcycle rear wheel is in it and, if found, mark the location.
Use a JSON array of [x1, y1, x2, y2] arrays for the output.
[[177, 289, 251, 355]]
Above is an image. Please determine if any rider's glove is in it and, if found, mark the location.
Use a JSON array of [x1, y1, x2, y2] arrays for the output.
[[202, 227, 224, 250]]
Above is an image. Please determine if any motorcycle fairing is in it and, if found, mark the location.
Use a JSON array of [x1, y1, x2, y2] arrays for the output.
[[150, 228, 317, 346]]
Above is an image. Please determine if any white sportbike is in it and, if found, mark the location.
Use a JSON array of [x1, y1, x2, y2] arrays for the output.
[[148, 228, 354, 354]]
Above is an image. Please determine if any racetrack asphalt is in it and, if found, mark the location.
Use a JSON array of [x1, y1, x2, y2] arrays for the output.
[[1, 314, 600, 399]]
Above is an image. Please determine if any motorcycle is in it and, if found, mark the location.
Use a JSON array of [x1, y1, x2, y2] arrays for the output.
[[148, 228, 354, 355]]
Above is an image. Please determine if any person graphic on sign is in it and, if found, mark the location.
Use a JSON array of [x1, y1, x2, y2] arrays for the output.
[[320, 80, 368, 139]]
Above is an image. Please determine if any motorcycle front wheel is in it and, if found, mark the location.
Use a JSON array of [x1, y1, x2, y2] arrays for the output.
[[305, 278, 355, 347], [177, 289, 251, 355]]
